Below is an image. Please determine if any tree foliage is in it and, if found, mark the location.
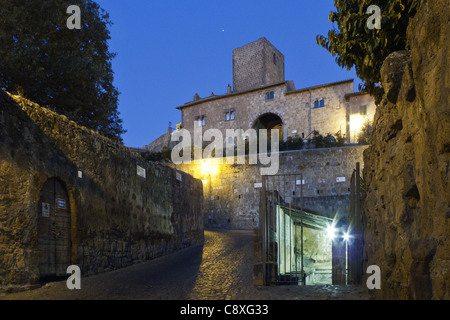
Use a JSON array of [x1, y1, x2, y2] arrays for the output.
[[0, 0, 125, 141], [357, 120, 373, 145], [317, 0, 421, 104]]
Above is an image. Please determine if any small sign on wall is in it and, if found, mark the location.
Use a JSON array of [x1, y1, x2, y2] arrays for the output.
[[42, 203, 50, 217], [137, 165, 146, 179], [57, 199, 66, 209], [296, 180, 305, 185], [176, 172, 182, 182], [254, 183, 262, 189], [336, 177, 346, 183]]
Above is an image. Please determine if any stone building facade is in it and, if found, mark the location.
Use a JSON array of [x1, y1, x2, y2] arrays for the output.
[[162, 37, 377, 150]]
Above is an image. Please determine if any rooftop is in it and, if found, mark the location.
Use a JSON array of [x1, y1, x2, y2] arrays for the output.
[[177, 79, 356, 110]]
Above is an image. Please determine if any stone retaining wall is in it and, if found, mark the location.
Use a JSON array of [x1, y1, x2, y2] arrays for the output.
[[174, 145, 367, 230], [0, 91, 204, 293]]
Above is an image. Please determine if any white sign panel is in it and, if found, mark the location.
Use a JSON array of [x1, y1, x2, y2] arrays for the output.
[[176, 172, 182, 182], [336, 177, 346, 183], [254, 183, 262, 189], [137, 165, 146, 178], [57, 199, 66, 209], [296, 180, 305, 185], [42, 203, 50, 217]]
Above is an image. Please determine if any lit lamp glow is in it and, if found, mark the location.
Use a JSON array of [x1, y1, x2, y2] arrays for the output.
[[350, 114, 365, 143], [200, 159, 219, 177], [326, 225, 337, 240], [343, 231, 351, 242]]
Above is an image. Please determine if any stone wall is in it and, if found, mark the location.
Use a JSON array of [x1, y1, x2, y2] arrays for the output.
[[147, 130, 172, 153], [174, 145, 367, 230], [363, 0, 449, 300], [0, 91, 204, 293]]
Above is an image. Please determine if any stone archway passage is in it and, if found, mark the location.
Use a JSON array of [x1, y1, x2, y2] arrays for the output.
[[253, 113, 284, 141], [37, 178, 72, 281]]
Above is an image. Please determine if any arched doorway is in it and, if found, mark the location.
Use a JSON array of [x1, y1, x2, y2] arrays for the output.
[[37, 178, 72, 282], [253, 113, 284, 141]]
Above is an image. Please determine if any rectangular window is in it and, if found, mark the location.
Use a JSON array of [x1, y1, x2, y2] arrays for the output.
[[196, 115, 206, 127], [360, 105, 367, 116], [314, 99, 325, 109], [224, 109, 235, 121], [266, 91, 274, 101]]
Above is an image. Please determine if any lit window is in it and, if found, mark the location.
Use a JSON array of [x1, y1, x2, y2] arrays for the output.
[[266, 91, 274, 101]]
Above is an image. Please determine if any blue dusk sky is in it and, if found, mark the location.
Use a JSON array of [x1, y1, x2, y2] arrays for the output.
[[95, 0, 362, 148]]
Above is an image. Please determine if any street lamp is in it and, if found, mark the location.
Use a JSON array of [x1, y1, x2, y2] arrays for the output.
[[343, 231, 351, 242]]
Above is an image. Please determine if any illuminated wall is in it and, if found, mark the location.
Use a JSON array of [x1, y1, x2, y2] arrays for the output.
[[173, 145, 367, 230]]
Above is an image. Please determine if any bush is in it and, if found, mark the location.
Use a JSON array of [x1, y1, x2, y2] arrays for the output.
[[309, 130, 346, 149], [280, 136, 304, 151]]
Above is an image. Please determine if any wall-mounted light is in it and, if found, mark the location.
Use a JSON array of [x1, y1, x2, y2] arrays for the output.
[[200, 159, 219, 177], [326, 224, 337, 241], [350, 114, 365, 142]]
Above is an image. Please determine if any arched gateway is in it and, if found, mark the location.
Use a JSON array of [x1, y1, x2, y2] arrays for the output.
[[37, 178, 72, 281], [253, 113, 284, 141]]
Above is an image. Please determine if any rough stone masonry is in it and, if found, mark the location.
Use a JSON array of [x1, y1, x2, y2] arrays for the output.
[[363, 0, 449, 300], [0, 91, 204, 293]]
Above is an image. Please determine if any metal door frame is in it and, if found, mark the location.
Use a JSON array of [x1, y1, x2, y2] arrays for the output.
[[261, 173, 341, 286], [261, 173, 306, 286]]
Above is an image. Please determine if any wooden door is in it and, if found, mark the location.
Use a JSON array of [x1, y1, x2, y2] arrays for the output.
[[37, 178, 71, 281]]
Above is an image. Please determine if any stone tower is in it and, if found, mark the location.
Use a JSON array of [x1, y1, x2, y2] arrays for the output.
[[232, 37, 285, 92]]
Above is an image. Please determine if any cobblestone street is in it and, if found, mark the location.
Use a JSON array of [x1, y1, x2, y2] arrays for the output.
[[0, 230, 370, 300]]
